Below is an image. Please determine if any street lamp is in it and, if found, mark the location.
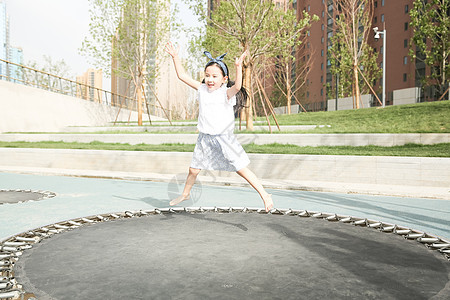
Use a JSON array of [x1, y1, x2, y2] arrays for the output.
[[373, 26, 386, 108]]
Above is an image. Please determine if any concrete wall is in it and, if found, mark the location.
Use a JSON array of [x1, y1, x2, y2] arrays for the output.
[[393, 87, 419, 106], [327, 94, 372, 111], [0, 148, 448, 189], [0, 80, 164, 133], [273, 104, 300, 115]]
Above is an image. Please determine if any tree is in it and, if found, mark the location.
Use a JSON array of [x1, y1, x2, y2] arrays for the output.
[[265, 8, 317, 114], [329, 0, 381, 109], [186, 0, 314, 130], [23, 56, 74, 95], [410, 0, 450, 99], [80, 0, 171, 125]]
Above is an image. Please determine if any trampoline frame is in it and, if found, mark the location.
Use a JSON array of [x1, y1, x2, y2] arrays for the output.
[[1, 206, 449, 299]]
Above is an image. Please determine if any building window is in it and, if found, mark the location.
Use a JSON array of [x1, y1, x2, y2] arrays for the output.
[[404, 22, 408, 31], [321, 63, 323, 70], [321, 75, 323, 83], [403, 73, 407, 82], [321, 49, 324, 57], [307, 91, 310, 98], [380, 46, 383, 54], [321, 24, 324, 31], [404, 56, 408, 65], [381, 0, 384, 6], [374, 1, 377, 8], [374, 16, 377, 23], [405, 5, 409, 13], [381, 14, 384, 23], [322, 10, 325, 17], [321, 88, 323, 96], [404, 39, 408, 48], [321, 36, 324, 43], [308, 5, 310, 11]]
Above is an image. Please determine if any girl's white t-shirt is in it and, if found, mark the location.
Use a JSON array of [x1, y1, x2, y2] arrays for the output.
[[197, 83, 236, 135]]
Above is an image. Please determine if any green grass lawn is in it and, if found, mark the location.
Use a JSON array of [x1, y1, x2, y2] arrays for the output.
[[254, 100, 450, 133], [1, 141, 449, 157]]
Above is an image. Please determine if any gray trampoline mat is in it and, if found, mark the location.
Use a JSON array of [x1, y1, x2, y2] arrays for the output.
[[14, 212, 450, 300]]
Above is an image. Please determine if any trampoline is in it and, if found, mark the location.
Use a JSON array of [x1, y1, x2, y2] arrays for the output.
[[0, 190, 56, 205], [1, 207, 449, 300]]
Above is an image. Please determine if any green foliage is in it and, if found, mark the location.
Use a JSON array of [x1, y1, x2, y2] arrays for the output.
[[80, 0, 171, 81], [1, 141, 448, 157], [410, 0, 450, 94]]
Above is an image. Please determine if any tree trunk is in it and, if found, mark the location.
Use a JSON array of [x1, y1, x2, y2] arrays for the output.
[[353, 64, 360, 109], [137, 82, 143, 126], [286, 63, 291, 115]]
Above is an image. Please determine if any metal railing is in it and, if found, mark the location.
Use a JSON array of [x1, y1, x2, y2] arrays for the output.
[[0, 58, 167, 115]]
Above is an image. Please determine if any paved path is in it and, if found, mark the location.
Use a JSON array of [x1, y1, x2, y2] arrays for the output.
[[1, 171, 449, 242]]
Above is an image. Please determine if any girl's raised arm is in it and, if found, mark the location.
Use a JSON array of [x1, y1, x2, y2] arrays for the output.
[[165, 42, 201, 90], [227, 50, 248, 99]]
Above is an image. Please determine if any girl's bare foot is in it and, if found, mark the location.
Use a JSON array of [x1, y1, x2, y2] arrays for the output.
[[170, 195, 190, 206], [263, 194, 273, 212]]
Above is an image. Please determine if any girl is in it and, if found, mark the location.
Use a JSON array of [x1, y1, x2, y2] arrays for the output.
[[165, 41, 273, 212]]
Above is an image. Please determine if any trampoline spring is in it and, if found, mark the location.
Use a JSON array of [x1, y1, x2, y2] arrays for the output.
[[298, 210, 309, 217], [325, 214, 338, 221], [406, 233, 424, 239], [14, 237, 38, 243], [124, 211, 134, 218], [0, 290, 20, 299], [68, 221, 82, 227], [139, 210, 149, 215], [171, 207, 185, 213], [395, 229, 411, 235], [381, 226, 395, 232], [368, 222, 382, 228], [53, 224, 69, 230], [0, 256, 10, 261], [431, 243, 450, 249], [96, 215, 105, 221], [339, 217, 352, 223], [417, 237, 439, 243], [269, 209, 282, 215], [0, 247, 19, 253], [312, 212, 322, 218], [283, 209, 292, 215], [39, 227, 49, 233], [0, 262, 10, 267], [81, 218, 95, 223], [353, 219, 367, 226], [2, 243, 25, 248], [439, 249, 450, 254], [110, 214, 120, 219], [0, 282, 12, 290]]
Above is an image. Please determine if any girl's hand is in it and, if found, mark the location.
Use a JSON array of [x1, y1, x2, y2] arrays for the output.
[[165, 41, 179, 58], [235, 50, 249, 68]]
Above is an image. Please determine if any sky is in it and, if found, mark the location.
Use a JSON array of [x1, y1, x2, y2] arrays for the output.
[[3, 0, 200, 86]]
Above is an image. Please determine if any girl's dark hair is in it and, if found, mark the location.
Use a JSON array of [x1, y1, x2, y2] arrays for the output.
[[204, 61, 248, 116]]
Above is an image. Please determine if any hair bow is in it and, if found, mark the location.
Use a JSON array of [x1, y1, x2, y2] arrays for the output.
[[204, 51, 228, 77]]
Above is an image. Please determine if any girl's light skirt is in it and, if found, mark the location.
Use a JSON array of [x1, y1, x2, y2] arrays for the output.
[[191, 132, 250, 172]]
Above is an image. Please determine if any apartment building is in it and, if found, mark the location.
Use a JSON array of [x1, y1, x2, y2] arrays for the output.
[[298, 0, 435, 111], [76, 68, 103, 103]]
